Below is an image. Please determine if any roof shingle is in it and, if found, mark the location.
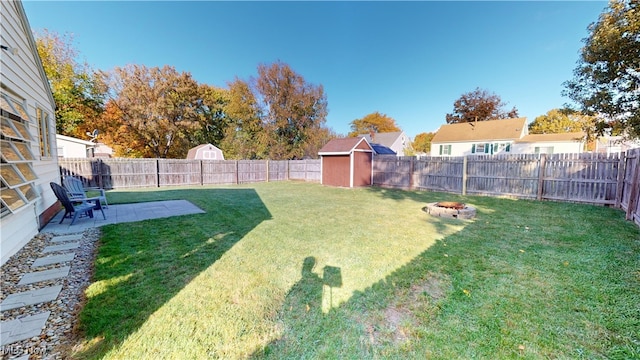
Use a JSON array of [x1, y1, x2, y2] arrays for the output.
[[318, 137, 372, 154], [431, 118, 528, 143]]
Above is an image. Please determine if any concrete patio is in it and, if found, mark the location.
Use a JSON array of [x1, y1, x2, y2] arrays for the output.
[[42, 199, 206, 234]]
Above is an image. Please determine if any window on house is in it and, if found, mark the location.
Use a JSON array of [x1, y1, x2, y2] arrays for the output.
[[36, 106, 52, 157], [439, 144, 452, 156], [535, 146, 553, 154], [0, 93, 40, 217], [471, 143, 490, 154], [495, 142, 511, 153]]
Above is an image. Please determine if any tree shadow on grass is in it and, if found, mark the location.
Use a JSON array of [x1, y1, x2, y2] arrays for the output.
[[74, 188, 271, 359]]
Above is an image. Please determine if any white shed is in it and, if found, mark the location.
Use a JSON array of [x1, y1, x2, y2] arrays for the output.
[[1, 0, 60, 264], [186, 144, 225, 160]]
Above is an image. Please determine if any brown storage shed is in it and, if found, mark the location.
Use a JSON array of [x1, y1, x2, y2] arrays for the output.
[[318, 137, 374, 187]]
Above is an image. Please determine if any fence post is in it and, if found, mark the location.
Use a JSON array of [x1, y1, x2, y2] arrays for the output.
[[236, 160, 239, 185], [462, 156, 468, 195], [537, 154, 547, 201], [409, 157, 415, 190], [615, 152, 626, 208], [626, 155, 640, 221], [97, 159, 103, 189], [200, 160, 204, 186], [156, 159, 160, 188], [266, 160, 270, 182]]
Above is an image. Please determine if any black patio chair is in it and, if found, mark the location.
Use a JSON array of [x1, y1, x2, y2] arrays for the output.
[[63, 176, 108, 208], [50, 182, 104, 225]]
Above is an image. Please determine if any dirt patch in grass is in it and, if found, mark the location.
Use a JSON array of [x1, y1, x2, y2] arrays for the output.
[[360, 272, 451, 346], [410, 272, 449, 302]]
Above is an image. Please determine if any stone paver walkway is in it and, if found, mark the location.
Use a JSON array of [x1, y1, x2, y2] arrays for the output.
[[42, 242, 80, 254], [49, 234, 83, 243], [1, 312, 51, 346], [17, 266, 71, 285], [32, 253, 75, 267], [0, 286, 63, 311], [0, 199, 205, 357]]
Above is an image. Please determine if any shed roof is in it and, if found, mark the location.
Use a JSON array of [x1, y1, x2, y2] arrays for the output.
[[516, 132, 585, 143], [432, 118, 528, 143], [318, 137, 373, 155], [360, 131, 404, 147]]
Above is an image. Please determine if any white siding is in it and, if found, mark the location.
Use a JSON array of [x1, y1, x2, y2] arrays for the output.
[[56, 136, 91, 158], [431, 142, 478, 156], [1, 1, 60, 265], [432, 140, 582, 156], [512, 141, 584, 155]]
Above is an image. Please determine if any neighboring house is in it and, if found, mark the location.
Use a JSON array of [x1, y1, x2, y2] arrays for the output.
[[595, 135, 640, 154], [186, 144, 225, 160], [430, 118, 585, 156], [360, 131, 412, 156], [1, 0, 60, 265], [56, 134, 94, 158], [93, 142, 113, 157], [513, 132, 585, 154], [55, 134, 114, 158]]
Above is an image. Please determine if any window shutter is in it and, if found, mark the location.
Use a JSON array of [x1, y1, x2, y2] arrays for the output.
[[471, 144, 476, 153], [485, 143, 490, 153], [439, 145, 443, 155], [506, 143, 511, 152]]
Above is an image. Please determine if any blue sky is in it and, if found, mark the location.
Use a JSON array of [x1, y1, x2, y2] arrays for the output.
[[22, 1, 607, 139]]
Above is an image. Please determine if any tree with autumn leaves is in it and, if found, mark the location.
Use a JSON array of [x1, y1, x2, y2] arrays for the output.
[[446, 88, 519, 124], [99, 62, 332, 159], [35, 30, 105, 138], [347, 112, 401, 137], [36, 31, 334, 159], [99, 64, 225, 158]]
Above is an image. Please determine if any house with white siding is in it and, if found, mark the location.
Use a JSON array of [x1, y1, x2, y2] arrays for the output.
[[55, 134, 95, 158], [512, 132, 585, 154], [1, 0, 60, 265], [55, 134, 113, 158], [359, 131, 412, 156], [430, 118, 585, 156], [595, 135, 640, 154]]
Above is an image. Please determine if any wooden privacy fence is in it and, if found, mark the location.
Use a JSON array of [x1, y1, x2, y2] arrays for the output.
[[373, 152, 625, 206], [60, 151, 640, 225], [59, 158, 321, 189]]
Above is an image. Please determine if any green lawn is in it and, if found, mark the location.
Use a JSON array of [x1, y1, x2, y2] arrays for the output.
[[74, 182, 639, 359]]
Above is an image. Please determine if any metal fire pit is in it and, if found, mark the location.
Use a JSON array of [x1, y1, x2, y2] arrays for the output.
[[423, 201, 476, 219]]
